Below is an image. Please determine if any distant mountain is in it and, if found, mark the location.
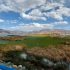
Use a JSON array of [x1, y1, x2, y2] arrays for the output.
[[0, 29, 70, 36], [0, 29, 11, 36], [27, 29, 70, 36], [0, 29, 10, 33], [0, 29, 31, 36]]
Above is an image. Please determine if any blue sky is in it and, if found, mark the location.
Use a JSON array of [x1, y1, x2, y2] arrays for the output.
[[0, 0, 70, 31]]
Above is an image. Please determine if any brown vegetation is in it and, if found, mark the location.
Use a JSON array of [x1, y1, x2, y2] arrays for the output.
[[0, 45, 26, 52], [0, 44, 70, 62], [0, 45, 26, 60], [27, 45, 70, 62], [0, 36, 24, 41]]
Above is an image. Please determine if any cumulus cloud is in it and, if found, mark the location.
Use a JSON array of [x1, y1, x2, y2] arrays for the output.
[[0, 0, 46, 12], [21, 13, 46, 20], [57, 6, 70, 17], [47, 11, 63, 20], [0, 0, 70, 21], [29, 9, 43, 16]]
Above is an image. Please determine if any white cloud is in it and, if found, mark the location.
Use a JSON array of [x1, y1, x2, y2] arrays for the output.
[[6, 20, 68, 31], [0, 0, 70, 21], [20, 2, 70, 20], [0, 0, 46, 12], [47, 11, 63, 20], [21, 13, 46, 20], [29, 9, 43, 16], [0, 0, 18, 12], [32, 23, 43, 28], [54, 21, 68, 25], [57, 6, 70, 17], [44, 5, 70, 20], [9, 23, 54, 31], [0, 19, 4, 23]]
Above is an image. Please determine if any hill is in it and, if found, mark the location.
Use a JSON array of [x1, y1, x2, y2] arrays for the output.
[[0, 29, 70, 37]]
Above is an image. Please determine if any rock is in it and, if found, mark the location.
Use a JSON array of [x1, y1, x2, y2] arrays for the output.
[[27, 55, 37, 62], [40, 58, 54, 68], [20, 53, 27, 60], [6, 62, 13, 67], [54, 61, 68, 70], [17, 65, 23, 70], [18, 65, 23, 68], [68, 64, 70, 70], [13, 65, 17, 68], [22, 66, 26, 70]]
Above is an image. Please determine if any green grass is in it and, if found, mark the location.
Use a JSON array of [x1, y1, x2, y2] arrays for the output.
[[22, 36, 70, 47], [0, 36, 70, 48]]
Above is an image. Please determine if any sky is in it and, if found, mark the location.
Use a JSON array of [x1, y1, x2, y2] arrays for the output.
[[0, 0, 70, 31]]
